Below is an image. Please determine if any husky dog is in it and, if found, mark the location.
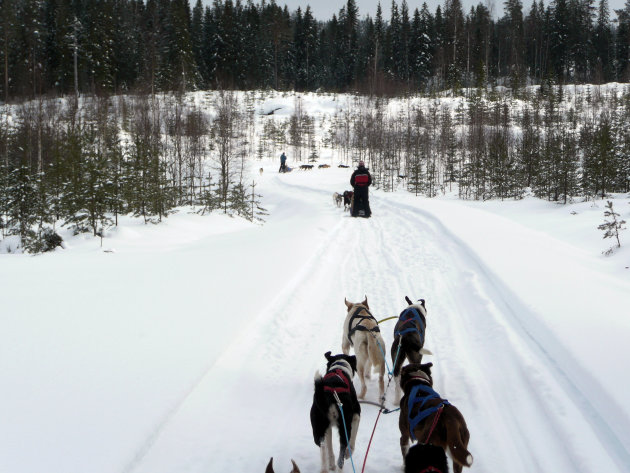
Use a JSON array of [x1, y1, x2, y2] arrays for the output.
[[333, 192, 343, 207], [405, 443, 449, 473], [259, 167, 264, 175], [342, 191, 353, 211], [342, 297, 386, 400], [391, 297, 433, 404], [310, 352, 361, 473], [399, 363, 473, 473], [265, 458, 300, 473]]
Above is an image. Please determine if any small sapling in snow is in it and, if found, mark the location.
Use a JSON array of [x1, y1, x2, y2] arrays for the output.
[[598, 200, 626, 254]]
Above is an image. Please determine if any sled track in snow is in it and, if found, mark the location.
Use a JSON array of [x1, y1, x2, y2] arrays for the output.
[[375, 195, 630, 472], [276, 175, 630, 472], [124, 176, 629, 473]]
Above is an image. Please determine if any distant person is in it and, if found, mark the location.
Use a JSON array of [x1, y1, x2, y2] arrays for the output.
[[350, 160, 372, 217], [279, 152, 287, 172]]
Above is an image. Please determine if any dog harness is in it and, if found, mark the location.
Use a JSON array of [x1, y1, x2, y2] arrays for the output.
[[418, 468, 444, 473], [347, 307, 380, 346], [407, 381, 450, 441], [395, 307, 426, 344], [323, 368, 351, 394]]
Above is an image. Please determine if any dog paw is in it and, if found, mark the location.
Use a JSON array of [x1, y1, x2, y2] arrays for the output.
[[337, 453, 345, 469]]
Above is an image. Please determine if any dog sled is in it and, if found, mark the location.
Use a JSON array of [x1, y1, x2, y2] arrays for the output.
[[351, 194, 370, 218]]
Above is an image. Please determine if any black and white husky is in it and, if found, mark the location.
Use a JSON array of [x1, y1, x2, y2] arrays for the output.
[[310, 351, 361, 473]]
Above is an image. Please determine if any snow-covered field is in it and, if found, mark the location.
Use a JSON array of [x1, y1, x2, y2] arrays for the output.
[[2, 162, 630, 473]]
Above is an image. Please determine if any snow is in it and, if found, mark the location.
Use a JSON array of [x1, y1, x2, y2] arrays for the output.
[[2, 160, 630, 473]]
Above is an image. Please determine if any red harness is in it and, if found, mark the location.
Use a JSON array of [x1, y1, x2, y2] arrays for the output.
[[323, 369, 351, 394], [418, 468, 444, 473]]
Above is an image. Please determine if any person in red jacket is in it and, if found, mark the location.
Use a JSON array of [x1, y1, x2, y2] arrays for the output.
[[350, 160, 372, 217]]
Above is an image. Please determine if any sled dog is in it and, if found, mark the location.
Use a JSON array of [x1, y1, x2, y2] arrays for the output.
[[342, 297, 385, 400], [405, 443, 449, 473], [391, 296, 433, 404], [342, 191, 353, 211], [333, 192, 343, 208], [265, 458, 300, 473], [310, 351, 361, 473], [399, 363, 473, 473]]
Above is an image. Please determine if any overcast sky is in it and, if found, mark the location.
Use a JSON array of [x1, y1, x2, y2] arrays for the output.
[[251, 0, 625, 20]]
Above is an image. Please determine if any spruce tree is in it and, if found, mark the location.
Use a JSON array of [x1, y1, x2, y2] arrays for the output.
[[598, 200, 626, 249], [594, 0, 613, 82], [0, 0, 17, 101]]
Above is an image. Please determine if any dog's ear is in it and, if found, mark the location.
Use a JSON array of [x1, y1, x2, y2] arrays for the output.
[[405, 296, 413, 306], [361, 295, 368, 308], [419, 298, 426, 308], [324, 351, 332, 361], [344, 298, 353, 309], [290, 459, 300, 473], [401, 363, 420, 376], [348, 355, 358, 374], [265, 457, 274, 473], [420, 362, 433, 376]]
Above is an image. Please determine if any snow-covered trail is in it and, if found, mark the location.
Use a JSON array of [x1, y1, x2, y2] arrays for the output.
[[125, 173, 628, 473]]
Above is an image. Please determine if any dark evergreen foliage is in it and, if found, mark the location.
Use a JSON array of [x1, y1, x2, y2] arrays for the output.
[[2, 0, 630, 253], [1, 0, 629, 99]]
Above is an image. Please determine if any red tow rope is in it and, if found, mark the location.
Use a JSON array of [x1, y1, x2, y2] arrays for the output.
[[424, 404, 444, 444], [360, 408, 383, 473]]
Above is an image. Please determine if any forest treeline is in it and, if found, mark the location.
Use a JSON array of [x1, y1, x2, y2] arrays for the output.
[[0, 92, 267, 252], [2, 0, 630, 99], [2, 85, 630, 252]]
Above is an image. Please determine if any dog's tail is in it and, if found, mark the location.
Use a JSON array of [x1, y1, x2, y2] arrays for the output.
[[447, 425, 473, 468], [367, 333, 386, 373], [314, 371, 322, 384]]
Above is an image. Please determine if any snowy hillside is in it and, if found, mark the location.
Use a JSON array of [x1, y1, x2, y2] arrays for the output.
[[2, 161, 629, 473]]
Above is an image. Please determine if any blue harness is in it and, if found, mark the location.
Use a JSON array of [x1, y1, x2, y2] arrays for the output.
[[407, 381, 450, 441], [395, 307, 426, 343]]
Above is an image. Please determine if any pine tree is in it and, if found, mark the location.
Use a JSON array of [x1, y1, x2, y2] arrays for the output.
[[7, 164, 39, 248], [503, 0, 525, 90], [550, 0, 571, 82], [410, 6, 432, 88], [598, 200, 626, 249], [0, 0, 17, 101], [593, 0, 613, 82], [191, 0, 204, 84], [227, 181, 249, 218], [615, 0, 630, 80], [439, 0, 465, 91], [248, 180, 267, 222], [14, 0, 45, 97]]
